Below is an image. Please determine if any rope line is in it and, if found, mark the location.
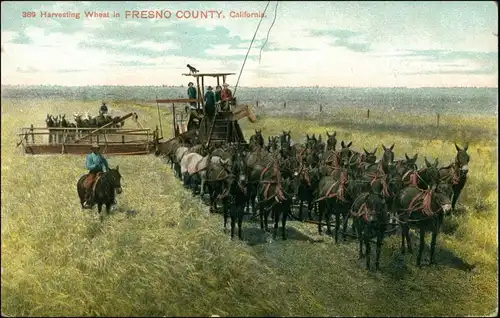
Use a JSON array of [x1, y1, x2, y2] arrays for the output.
[[259, 1, 279, 63], [233, 1, 271, 97]]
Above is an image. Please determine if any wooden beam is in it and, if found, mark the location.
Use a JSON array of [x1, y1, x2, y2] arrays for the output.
[[155, 98, 200, 104], [74, 113, 134, 143], [196, 76, 201, 108], [201, 76, 205, 104]]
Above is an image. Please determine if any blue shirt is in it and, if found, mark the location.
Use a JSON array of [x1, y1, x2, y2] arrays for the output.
[[85, 152, 109, 172]]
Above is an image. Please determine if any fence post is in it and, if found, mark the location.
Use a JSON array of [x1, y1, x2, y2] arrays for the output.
[[319, 104, 323, 112], [283, 101, 286, 109], [256, 100, 259, 108], [367, 109, 370, 119], [30, 124, 35, 143], [437, 113, 440, 127]]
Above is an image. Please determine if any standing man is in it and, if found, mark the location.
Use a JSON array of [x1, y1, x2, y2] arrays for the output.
[[204, 86, 216, 119], [221, 83, 233, 111], [100, 102, 108, 115], [214, 85, 222, 105], [187, 82, 198, 110], [83, 143, 110, 208]]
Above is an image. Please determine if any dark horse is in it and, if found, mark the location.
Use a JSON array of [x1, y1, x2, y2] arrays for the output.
[[395, 182, 453, 266], [351, 192, 388, 271], [223, 151, 249, 240], [438, 143, 470, 212], [77, 166, 123, 221]]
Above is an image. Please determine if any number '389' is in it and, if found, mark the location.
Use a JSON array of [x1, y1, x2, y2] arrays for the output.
[[22, 12, 36, 18]]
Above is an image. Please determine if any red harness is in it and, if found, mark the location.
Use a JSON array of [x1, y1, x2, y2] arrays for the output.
[[316, 170, 347, 202], [260, 159, 286, 203], [407, 189, 434, 217]]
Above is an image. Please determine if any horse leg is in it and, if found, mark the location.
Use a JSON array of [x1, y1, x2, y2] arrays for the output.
[[230, 203, 236, 239], [341, 208, 350, 241], [417, 226, 426, 267], [223, 197, 229, 231], [259, 197, 265, 230], [333, 207, 341, 243], [238, 204, 244, 240], [405, 225, 413, 254], [199, 175, 205, 197], [317, 201, 324, 235], [98, 203, 104, 222], [273, 205, 279, 239], [429, 221, 439, 265], [325, 202, 334, 236], [451, 185, 463, 212], [106, 203, 112, 214], [282, 202, 288, 240], [400, 223, 406, 254], [365, 233, 371, 270], [375, 228, 384, 271], [357, 219, 364, 259], [299, 199, 304, 221], [251, 189, 258, 218], [264, 205, 270, 232], [307, 200, 313, 220]]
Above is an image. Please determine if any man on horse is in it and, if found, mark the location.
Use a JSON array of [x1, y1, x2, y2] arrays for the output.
[[83, 143, 110, 208], [100, 102, 108, 115]]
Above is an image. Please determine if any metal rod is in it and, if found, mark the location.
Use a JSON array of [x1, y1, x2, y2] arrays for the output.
[[156, 95, 163, 139]]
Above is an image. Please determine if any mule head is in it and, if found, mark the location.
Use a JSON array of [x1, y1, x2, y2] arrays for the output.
[[424, 157, 439, 169], [339, 141, 353, 167], [325, 131, 337, 151], [454, 143, 470, 173], [363, 147, 378, 164], [434, 182, 453, 212], [381, 143, 395, 165], [404, 153, 418, 170]]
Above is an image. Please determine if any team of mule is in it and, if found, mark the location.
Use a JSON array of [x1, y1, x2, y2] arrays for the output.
[[154, 129, 469, 271], [46, 112, 125, 144]]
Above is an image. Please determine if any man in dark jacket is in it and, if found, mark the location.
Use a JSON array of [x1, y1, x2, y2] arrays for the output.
[[100, 102, 108, 115], [187, 82, 197, 109], [204, 86, 216, 118]]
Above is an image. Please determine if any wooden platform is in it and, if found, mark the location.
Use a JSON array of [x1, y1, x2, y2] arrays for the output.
[[17, 127, 155, 155]]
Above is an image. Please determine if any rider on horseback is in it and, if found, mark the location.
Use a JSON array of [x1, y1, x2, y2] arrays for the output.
[[83, 143, 110, 208]]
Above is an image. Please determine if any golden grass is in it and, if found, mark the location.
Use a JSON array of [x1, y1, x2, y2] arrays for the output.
[[1, 99, 498, 316]]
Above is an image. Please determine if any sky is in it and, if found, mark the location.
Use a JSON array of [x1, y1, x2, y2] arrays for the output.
[[1, 1, 498, 87]]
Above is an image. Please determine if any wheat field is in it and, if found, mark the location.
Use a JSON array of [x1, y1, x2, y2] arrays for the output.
[[1, 98, 497, 316]]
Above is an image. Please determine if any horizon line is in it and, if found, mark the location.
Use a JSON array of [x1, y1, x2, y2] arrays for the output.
[[1, 84, 498, 89]]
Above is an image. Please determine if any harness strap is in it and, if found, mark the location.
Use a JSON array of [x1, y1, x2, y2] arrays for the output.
[[407, 189, 434, 216], [315, 171, 347, 202]]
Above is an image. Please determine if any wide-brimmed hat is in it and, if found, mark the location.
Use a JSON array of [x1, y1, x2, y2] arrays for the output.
[[223, 83, 229, 87], [90, 143, 100, 150], [207, 86, 213, 90], [188, 82, 194, 86]]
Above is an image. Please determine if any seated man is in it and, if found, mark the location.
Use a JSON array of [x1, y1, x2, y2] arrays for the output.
[[83, 143, 110, 208], [220, 83, 233, 111]]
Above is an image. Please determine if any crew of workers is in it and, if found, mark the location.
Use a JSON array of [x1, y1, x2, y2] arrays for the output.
[[186, 82, 234, 115]]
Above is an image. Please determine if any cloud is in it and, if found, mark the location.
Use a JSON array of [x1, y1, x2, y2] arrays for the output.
[[1, 1, 497, 87], [308, 29, 372, 53]]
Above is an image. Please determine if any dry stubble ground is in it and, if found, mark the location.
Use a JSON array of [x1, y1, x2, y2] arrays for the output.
[[1, 99, 498, 316]]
